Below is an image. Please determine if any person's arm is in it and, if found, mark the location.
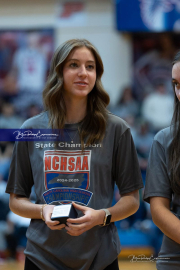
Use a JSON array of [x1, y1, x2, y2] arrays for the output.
[[150, 196, 180, 244], [65, 190, 139, 236], [108, 189, 139, 222], [9, 193, 65, 230]]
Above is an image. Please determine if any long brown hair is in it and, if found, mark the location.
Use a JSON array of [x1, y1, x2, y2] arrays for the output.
[[170, 50, 180, 194], [43, 39, 110, 145]]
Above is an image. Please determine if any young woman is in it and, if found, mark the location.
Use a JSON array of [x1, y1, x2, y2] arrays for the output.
[[6, 39, 143, 270], [144, 50, 180, 270]]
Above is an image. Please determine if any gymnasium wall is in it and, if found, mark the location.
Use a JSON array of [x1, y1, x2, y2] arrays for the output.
[[0, 0, 132, 105]]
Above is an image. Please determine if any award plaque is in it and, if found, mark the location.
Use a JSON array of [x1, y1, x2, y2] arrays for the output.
[[51, 204, 78, 224]]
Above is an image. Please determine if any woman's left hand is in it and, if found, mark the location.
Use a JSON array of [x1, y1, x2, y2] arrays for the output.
[[65, 202, 105, 236]]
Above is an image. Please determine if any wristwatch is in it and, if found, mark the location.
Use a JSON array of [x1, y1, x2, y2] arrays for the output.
[[100, 209, 112, 226]]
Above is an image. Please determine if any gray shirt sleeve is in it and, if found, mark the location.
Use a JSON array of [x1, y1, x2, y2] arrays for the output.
[[113, 128, 143, 195], [144, 139, 172, 204], [5, 141, 34, 198]]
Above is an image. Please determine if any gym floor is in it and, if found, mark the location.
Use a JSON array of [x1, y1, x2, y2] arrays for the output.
[[0, 260, 157, 270], [0, 247, 157, 270]]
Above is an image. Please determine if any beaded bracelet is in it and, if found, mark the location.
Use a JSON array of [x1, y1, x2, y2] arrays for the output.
[[40, 204, 47, 221]]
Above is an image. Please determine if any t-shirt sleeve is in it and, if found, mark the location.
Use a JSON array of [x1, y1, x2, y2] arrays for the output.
[[5, 141, 34, 198], [113, 128, 143, 195], [143, 139, 172, 204]]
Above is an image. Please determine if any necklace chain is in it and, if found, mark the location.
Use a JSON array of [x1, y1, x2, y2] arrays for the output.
[[65, 129, 79, 143]]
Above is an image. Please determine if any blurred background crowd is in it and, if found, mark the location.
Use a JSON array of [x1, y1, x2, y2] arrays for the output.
[[0, 0, 179, 263]]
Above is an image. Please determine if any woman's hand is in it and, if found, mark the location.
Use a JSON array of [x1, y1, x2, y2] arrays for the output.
[[65, 202, 105, 236], [43, 205, 66, 231]]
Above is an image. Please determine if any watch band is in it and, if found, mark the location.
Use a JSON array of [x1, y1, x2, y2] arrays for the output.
[[100, 209, 112, 226]]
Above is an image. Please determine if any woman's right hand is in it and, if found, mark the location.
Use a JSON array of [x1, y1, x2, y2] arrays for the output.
[[43, 205, 66, 230]]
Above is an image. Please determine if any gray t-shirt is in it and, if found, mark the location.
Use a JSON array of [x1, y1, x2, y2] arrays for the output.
[[6, 112, 143, 270], [144, 126, 180, 207]]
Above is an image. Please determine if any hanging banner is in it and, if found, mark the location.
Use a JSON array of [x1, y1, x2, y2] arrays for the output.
[[56, 1, 87, 27], [115, 0, 180, 32]]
